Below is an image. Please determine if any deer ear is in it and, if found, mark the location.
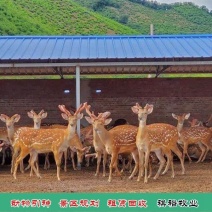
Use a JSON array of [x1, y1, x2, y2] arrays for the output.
[[102, 112, 111, 118], [131, 106, 139, 114], [184, 113, 190, 120], [146, 105, 153, 114], [27, 111, 34, 119], [84, 116, 93, 124], [41, 112, 48, 119], [172, 113, 178, 120], [104, 118, 112, 126], [12, 114, 21, 123], [61, 113, 69, 121], [0, 114, 8, 123]]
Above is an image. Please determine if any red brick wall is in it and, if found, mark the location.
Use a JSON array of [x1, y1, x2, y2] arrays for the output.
[[0, 78, 211, 128]]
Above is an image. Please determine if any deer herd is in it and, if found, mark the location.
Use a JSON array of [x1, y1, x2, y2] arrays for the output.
[[0, 103, 211, 183]]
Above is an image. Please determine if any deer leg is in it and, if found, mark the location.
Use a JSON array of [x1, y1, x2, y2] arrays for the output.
[[11, 148, 18, 174], [25, 162, 31, 171], [1, 147, 5, 165], [20, 159, 24, 173], [162, 149, 174, 178], [128, 155, 133, 173], [144, 150, 151, 183], [201, 143, 210, 162], [54, 151, 63, 181], [85, 156, 90, 167], [183, 142, 192, 163], [44, 153, 50, 170], [71, 150, 77, 170], [129, 151, 139, 180], [196, 142, 207, 163], [95, 151, 102, 177], [102, 151, 107, 177], [137, 149, 145, 182], [171, 144, 185, 175], [30, 152, 41, 178], [108, 153, 118, 182], [29, 154, 39, 177], [148, 159, 152, 178], [63, 150, 67, 172], [114, 160, 121, 177], [153, 149, 166, 180], [13, 149, 29, 179]]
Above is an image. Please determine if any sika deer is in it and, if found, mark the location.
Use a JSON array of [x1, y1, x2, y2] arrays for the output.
[[0, 114, 23, 173], [172, 113, 212, 163], [132, 103, 185, 183], [25, 109, 47, 175], [0, 127, 11, 165], [12, 104, 85, 181], [84, 104, 108, 177], [84, 103, 139, 182]]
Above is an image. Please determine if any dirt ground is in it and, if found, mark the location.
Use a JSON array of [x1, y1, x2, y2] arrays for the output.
[[1, 160, 212, 193]]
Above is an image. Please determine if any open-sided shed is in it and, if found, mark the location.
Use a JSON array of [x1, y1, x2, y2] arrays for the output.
[[0, 34, 211, 130]]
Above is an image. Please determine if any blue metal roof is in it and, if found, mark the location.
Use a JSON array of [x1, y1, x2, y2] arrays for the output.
[[0, 34, 211, 61]]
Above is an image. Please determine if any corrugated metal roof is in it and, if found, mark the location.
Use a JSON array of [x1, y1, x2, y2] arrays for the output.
[[0, 34, 211, 61]]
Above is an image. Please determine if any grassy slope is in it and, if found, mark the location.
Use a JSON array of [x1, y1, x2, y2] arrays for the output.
[[0, 0, 138, 35], [74, 0, 212, 34]]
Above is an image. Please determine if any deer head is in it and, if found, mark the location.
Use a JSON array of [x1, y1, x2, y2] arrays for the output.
[[0, 114, 21, 130], [84, 103, 112, 132], [172, 113, 190, 125], [203, 114, 212, 127], [27, 109, 47, 129], [172, 113, 190, 132], [58, 104, 85, 128], [188, 118, 202, 127], [131, 103, 153, 122]]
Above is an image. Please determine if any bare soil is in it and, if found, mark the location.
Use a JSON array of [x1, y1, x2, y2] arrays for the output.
[[1, 161, 212, 193]]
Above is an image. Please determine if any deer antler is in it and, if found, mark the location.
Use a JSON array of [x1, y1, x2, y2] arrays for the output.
[[30, 110, 36, 115], [38, 109, 45, 116], [74, 103, 86, 115], [84, 103, 98, 119], [206, 114, 212, 123], [58, 105, 72, 116], [136, 103, 141, 108]]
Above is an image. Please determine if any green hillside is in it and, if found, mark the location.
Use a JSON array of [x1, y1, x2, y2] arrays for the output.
[[73, 0, 212, 34], [0, 0, 137, 35], [0, 0, 211, 35]]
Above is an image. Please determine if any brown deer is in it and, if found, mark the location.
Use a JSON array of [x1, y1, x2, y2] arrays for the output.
[[43, 124, 92, 171], [188, 118, 202, 127], [84, 103, 139, 182], [12, 104, 86, 181], [0, 127, 11, 165], [0, 114, 23, 173], [84, 104, 109, 177], [172, 113, 212, 163], [25, 109, 48, 175], [131, 103, 185, 183]]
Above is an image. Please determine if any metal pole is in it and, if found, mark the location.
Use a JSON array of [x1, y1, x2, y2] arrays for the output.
[[76, 65, 81, 136], [150, 24, 154, 35]]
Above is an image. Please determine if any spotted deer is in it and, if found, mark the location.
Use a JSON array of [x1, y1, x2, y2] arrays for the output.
[[44, 124, 92, 172], [188, 118, 202, 127], [0, 114, 23, 173], [84, 103, 139, 182], [24, 109, 47, 175], [84, 104, 109, 177], [132, 103, 185, 183], [172, 113, 212, 163], [0, 127, 10, 165], [12, 104, 86, 181]]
